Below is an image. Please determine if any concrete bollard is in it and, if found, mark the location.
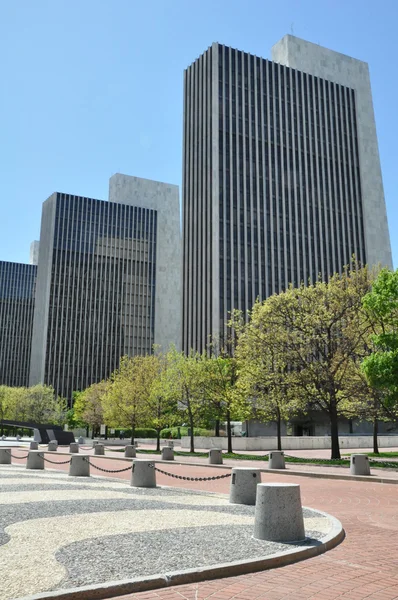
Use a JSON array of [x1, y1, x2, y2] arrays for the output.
[[254, 483, 305, 542], [30, 441, 39, 450], [125, 445, 136, 458], [208, 449, 223, 465], [131, 459, 156, 488], [70, 442, 79, 453], [78, 436, 85, 445], [48, 441, 58, 451], [69, 455, 90, 477], [229, 467, 261, 505], [161, 447, 174, 461], [268, 451, 285, 469], [1, 435, 6, 441], [0, 449, 11, 464], [94, 444, 105, 456], [166, 440, 174, 448], [134, 442, 139, 448], [350, 454, 371, 476], [26, 451, 44, 470], [16, 434, 21, 441]]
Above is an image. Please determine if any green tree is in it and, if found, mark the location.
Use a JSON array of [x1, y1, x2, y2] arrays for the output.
[[236, 264, 372, 459], [74, 382, 107, 437], [146, 352, 177, 451], [0, 386, 11, 434], [199, 352, 238, 453], [160, 347, 205, 452], [102, 355, 154, 445], [362, 268, 398, 406], [235, 300, 302, 450]]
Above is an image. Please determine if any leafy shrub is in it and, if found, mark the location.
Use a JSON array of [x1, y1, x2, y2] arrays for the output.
[[160, 427, 214, 439], [114, 428, 157, 438]]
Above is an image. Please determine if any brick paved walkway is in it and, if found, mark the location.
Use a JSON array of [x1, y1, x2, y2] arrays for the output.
[[7, 449, 398, 599]]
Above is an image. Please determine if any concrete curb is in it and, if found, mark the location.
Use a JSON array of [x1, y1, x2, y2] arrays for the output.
[[16, 509, 344, 600]]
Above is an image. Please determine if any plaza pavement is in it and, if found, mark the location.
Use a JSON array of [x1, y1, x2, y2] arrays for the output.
[[4, 447, 398, 599]]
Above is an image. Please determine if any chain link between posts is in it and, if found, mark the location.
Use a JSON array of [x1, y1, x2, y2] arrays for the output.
[[82, 457, 133, 473], [38, 454, 71, 465], [149, 463, 232, 482], [5, 449, 30, 459]]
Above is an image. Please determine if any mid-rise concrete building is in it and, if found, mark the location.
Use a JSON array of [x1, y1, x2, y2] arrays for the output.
[[182, 35, 392, 353], [29, 174, 181, 400], [0, 261, 36, 387]]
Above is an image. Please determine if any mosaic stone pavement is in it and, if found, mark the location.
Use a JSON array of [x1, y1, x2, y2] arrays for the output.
[[0, 465, 332, 600]]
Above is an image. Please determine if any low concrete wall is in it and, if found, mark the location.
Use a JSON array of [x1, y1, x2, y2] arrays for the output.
[[181, 435, 398, 451]]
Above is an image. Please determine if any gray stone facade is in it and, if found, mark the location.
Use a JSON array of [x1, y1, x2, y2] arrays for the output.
[[109, 174, 181, 352], [272, 35, 392, 270], [29, 241, 40, 266]]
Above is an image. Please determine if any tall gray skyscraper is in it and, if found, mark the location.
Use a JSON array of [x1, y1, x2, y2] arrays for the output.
[[0, 261, 36, 387], [30, 174, 180, 400], [182, 35, 392, 353]]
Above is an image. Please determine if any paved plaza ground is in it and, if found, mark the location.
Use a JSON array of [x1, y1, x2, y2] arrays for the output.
[[2, 445, 398, 599]]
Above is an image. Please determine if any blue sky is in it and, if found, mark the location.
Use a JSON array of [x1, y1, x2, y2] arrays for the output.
[[1, 0, 397, 266]]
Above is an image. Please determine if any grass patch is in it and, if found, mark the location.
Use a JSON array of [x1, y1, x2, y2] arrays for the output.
[[107, 447, 397, 469], [343, 451, 398, 459]]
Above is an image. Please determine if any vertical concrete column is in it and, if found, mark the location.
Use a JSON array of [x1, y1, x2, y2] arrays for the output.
[[94, 444, 105, 455], [0, 449, 11, 464], [48, 441, 58, 451], [69, 443, 79, 453], [350, 454, 371, 476], [78, 436, 85, 444], [125, 445, 136, 458], [30, 441, 39, 450], [69, 455, 90, 477], [131, 460, 156, 488], [268, 451, 285, 469], [166, 441, 174, 448], [229, 468, 261, 505], [254, 483, 305, 542], [161, 447, 174, 461], [208, 449, 223, 464], [26, 452, 44, 470]]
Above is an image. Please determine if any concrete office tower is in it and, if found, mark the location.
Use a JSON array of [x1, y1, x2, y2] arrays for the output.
[[0, 261, 36, 386], [30, 190, 157, 400], [29, 241, 40, 266], [182, 37, 392, 353], [29, 175, 180, 401], [109, 174, 181, 353]]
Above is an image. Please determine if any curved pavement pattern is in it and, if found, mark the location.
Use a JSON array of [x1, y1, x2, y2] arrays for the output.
[[0, 466, 330, 600], [116, 475, 398, 600], [4, 451, 398, 599]]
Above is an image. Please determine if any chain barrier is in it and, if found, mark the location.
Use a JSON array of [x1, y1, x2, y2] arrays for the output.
[[79, 446, 93, 450], [5, 450, 30, 459], [83, 457, 132, 473], [150, 464, 232, 482], [38, 454, 71, 465], [283, 454, 398, 470], [368, 457, 398, 469]]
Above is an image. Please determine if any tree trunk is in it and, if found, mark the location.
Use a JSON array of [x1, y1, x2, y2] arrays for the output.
[[189, 412, 195, 453], [329, 402, 340, 460], [373, 418, 379, 454], [276, 409, 282, 451], [105, 426, 108, 440], [156, 428, 161, 452], [226, 409, 232, 453], [215, 419, 220, 437], [130, 424, 135, 446]]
